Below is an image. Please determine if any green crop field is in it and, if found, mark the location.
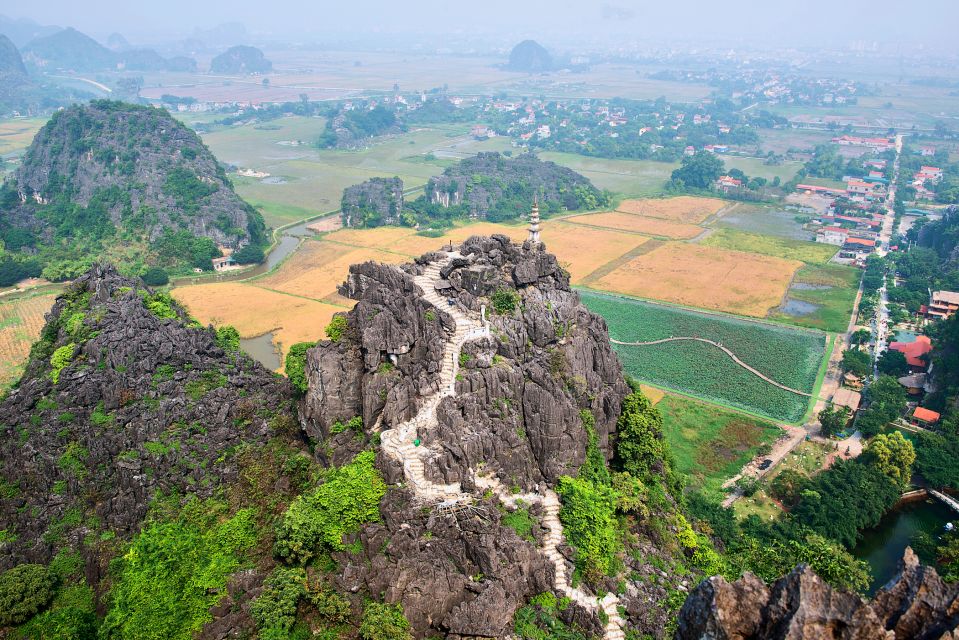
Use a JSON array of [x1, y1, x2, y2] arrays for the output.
[[657, 393, 782, 496], [538, 152, 676, 197], [702, 228, 838, 264], [715, 204, 814, 241], [721, 156, 803, 183], [195, 118, 510, 227], [770, 263, 862, 332], [580, 291, 826, 422]]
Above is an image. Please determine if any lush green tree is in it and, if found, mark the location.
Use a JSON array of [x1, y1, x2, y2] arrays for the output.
[[233, 243, 265, 264], [273, 451, 386, 564], [850, 329, 872, 346], [284, 342, 315, 395], [877, 349, 909, 377], [249, 567, 307, 637], [215, 325, 240, 352], [141, 266, 169, 286], [863, 431, 915, 489], [669, 151, 725, 190], [0, 563, 56, 626], [858, 375, 908, 436], [913, 431, 959, 489], [100, 501, 257, 640], [556, 475, 620, 582], [614, 389, 670, 480], [818, 405, 850, 438], [841, 349, 871, 378], [359, 602, 412, 640], [769, 468, 809, 507], [791, 459, 900, 547]]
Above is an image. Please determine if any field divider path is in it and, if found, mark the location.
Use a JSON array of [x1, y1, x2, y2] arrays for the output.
[[610, 336, 811, 397], [377, 253, 624, 640]]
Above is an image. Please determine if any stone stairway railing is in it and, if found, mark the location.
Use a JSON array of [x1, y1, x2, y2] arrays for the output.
[[377, 252, 624, 639]]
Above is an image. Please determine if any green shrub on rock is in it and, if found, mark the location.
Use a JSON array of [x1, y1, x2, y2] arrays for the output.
[[359, 602, 412, 640], [0, 563, 56, 626], [285, 342, 316, 394], [274, 451, 385, 564]]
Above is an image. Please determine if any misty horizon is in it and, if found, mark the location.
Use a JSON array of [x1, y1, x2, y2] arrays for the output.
[[5, 0, 959, 54]]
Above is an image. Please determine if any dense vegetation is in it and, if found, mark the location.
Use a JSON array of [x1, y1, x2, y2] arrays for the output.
[[0, 101, 267, 281], [209, 45, 272, 74]]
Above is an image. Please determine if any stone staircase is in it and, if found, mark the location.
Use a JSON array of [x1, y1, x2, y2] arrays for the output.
[[377, 252, 625, 639]]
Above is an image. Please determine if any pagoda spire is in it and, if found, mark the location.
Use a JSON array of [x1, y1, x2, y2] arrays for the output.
[[528, 197, 541, 244]]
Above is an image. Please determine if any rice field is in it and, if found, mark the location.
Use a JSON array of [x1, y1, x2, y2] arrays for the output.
[[589, 242, 802, 318], [702, 228, 839, 264], [581, 290, 825, 422], [170, 283, 342, 364], [614, 196, 726, 223], [566, 211, 703, 239], [0, 294, 56, 389]]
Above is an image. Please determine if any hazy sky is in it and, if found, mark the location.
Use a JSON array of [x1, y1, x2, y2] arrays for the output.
[[7, 0, 959, 50]]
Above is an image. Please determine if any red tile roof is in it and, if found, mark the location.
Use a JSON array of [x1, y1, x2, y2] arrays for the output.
[[889, 335, 932, 369], [913, 407, 941, 423]]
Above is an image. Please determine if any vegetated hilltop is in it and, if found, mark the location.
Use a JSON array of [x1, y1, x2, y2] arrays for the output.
[[20, 27, 195, 73], [209, 45, 272, 74], [507, 39, 553, 72], [317, 103, 405, 149], [424, 151, 609, 220], [340, 176, 404, 227], [340, 152, 608, 228], [0, 100, 267, 280]]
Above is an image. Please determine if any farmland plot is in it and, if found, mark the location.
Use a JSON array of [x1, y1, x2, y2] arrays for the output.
[[0, 294, 56, 388], [580, 291, 825, 422], [615, 196, 725, 223]]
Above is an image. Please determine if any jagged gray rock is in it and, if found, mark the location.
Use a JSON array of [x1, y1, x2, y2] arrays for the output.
[[676, 547, 959, 640]]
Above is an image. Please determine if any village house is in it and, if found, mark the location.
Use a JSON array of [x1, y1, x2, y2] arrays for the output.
[[832, 387, 862, 418], [715, 176, 743, 193], [911, 407, 941, 428], [920, 146, 936, 157], [212, 255, 237, 271], [817, 226, 850, 246], [897, 373, 929, 396], [888, 335, 933, 372], [927, 290, 959, 320]]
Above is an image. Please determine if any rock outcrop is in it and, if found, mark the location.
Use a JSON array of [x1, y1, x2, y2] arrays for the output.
[[425, 152, 606, 219], [3, 100, 268, 270], [209, 45, 272, 74], [300, 234, 631, 637], [340, 176, 405, 227], [0, 265, 295, 573], [676, 547, 959, 640]]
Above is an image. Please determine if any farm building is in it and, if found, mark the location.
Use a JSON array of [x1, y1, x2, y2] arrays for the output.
[[832, 387, 862, 415]]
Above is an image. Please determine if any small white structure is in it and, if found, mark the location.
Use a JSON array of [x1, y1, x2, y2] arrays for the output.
[[528, 199, 541, 244]]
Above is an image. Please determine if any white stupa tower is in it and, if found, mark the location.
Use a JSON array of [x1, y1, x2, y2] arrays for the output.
[[528, 197, 541, 244]]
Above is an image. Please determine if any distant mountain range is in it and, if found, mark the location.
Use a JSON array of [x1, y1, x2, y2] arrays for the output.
[[19, 27, 196, 73]]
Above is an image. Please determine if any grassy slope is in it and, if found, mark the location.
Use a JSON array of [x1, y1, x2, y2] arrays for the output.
[[658, 393, 782, 497]]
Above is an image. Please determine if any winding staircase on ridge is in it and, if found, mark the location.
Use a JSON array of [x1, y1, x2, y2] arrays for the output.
[[378, 251, 625, 640]]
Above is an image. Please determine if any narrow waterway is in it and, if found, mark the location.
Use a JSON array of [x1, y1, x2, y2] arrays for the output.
[[170, 218, 319, 287], [240, 331, 282, 371], [852, 498, 953, 594]]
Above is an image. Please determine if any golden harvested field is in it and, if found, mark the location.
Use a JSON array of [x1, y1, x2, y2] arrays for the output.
[[566, 211, 702, 239], [257, 240, 406, 302], [170, 283, 341, 363], [0, 294, 56, 388], [615, 196, 726, 224], [592, 243, 801, 317], [323, 222, 528, 257], [539, 222, 649, 284], [640, 385, 666, 405]]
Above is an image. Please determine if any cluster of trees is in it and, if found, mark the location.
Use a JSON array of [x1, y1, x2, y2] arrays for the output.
[[318, 106, 403, 148]]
